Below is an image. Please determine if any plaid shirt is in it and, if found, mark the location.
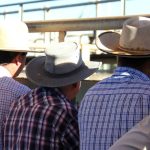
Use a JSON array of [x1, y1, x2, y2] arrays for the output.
[[0, 66, 31, 150], [78, 67, 150, 150], [3, 87, 79, 150]]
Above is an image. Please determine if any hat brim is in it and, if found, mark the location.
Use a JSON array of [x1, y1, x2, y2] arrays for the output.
[[96, 31, 150, 58], [26, 56, 99, 87], [0, 43, 46, 53]]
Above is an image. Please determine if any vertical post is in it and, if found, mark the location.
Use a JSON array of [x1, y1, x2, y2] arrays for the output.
[[96, 0, 98, 17], [19, 4, 23, 20], [121, 0, 126, 16], [95, 0, 99, 44], [43, 7, 49, 43], [3, 11, 6, 20], [44, 7, 49, 20], [59, 31, 66, 42]]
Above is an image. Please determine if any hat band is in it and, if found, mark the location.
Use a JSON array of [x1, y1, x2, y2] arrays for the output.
[[118, 45, 150, 55], [44, 55, 83, 74], [44, 61, 84, 77]]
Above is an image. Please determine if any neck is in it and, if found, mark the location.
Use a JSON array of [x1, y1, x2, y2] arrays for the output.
[[117, 57, 150, 76], [2, 63, 17, 77], [59, 82, 80, 100], [140, 61, 150, 76]]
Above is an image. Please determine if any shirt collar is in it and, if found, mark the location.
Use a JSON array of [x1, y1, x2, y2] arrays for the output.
[[0, 66, 12, 78], [114, 67, 150, 81]]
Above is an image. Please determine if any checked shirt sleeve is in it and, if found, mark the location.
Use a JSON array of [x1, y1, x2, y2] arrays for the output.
[[61, 117, 79, 150]]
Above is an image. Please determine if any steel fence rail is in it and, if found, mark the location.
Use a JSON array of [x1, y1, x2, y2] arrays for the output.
[[0, 0, 119, 15], [26, 14, 150, 32]]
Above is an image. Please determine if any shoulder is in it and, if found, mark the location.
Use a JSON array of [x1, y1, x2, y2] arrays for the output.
[[0, 77, 30, 95]]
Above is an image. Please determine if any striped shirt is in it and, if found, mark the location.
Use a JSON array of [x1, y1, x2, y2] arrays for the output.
[[0, 66, 31, 150], [3, 87, 79, 150], [78, 67, 150, 150]]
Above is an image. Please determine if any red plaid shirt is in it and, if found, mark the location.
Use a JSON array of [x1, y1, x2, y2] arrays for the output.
[[3, 87, 79, 150]]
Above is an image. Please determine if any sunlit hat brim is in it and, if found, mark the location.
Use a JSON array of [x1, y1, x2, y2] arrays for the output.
[[26, 56, 100, 87], [96, 31, 150, 58], [0, 43, 46, 53]]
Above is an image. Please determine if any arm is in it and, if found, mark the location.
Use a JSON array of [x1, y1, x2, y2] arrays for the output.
[[109, 116, 150, 150], [61, 118, 79, 150]]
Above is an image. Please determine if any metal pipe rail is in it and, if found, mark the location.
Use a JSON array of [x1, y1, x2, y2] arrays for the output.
[[0, 0, 58, 7], [25, 14, 150, 41], [0, 0, 119, 13], [26, 16, 125, 32], [26, 14, 150, 32]]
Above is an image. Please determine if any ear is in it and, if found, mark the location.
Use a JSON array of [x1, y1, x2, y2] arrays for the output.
[[13, 54, 24, 66], [72, 81, 81, 89], [72, 82, 78, 88]]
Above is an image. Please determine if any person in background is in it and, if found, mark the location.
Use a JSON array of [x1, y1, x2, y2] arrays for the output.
[[109, 115, 150, 150], [0, 20, 37, 149], [78, 16, 150, 150], [3, 42, 99, 150]]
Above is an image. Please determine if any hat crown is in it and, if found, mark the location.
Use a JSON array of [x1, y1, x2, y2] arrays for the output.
[[0, 20, 29, 51], [44, 42, 82, 74], [120, 16, 150, 50]]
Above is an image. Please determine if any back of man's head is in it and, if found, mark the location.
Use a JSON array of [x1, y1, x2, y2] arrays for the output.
[[0, 51, 21, 64], [0, 20, 30, 77], [117, 57, 150, 75]]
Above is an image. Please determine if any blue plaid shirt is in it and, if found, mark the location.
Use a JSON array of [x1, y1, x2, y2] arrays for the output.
[[78, 67, 150, 150], [0, 66, 31, 150]]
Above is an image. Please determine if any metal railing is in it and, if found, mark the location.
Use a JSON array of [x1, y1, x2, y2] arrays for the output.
[[0, 0, 123, 20], [25, 14, 150, 41]]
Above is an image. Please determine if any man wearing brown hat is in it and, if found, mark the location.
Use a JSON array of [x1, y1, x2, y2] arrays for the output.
[[3, 42, 99, 150], [0, 20, 37, 149], [78, 16, 150, 150]]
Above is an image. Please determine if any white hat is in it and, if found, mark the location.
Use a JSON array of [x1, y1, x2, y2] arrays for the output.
[[26, 42, 100, 87], [0, 20, 44, 52], [96, 16, 150, 57]]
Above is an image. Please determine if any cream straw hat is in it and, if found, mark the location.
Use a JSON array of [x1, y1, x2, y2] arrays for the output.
[[0, 20, 44, 52]]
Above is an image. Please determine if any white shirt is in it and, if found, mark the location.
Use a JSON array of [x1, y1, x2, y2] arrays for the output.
[[0, 66, 11, 78]]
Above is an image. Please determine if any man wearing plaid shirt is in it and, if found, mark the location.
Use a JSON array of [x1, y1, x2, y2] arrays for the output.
[[3, 42, 99, 150], [78, 16, 150, 150]]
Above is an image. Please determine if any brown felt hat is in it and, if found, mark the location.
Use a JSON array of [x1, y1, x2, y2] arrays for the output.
[[96, 16, 150, 57]]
